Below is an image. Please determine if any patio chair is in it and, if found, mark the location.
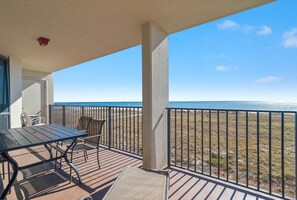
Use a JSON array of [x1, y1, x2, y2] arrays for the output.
[[77, 116, 92, 131], [21, 109, 45, 127], [55, 116, 92, 168], [56, 119, 105, 179], [70, 119, 105, 168], [59, 116, 92, 146]]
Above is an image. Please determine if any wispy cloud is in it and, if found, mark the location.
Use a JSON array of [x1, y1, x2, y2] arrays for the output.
[[217, 20, 253, 33], [257, 76, 281, 83], [219, 53, 227, 58], [215, 65, 230, 72], [217, 20, 239, 30], [257, 25, 272, 35], [213, 53, 227, 58], [241, 24, 254, 33], [283, 28, 297, 48]]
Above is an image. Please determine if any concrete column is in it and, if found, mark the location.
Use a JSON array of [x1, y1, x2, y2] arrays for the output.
[[142, 22, 169, 170], [9, 57, 23, 128]]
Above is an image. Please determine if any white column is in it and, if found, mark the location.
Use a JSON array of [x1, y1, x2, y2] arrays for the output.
[[9, 57, 23, 128], [142, 22, 169, 170]]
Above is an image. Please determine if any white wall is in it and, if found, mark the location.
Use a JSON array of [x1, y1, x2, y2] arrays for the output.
[[22, 80, 43, 115], [7, 56, 54, 128], [22, 70, 54, 123], [9, 57, 23, 128]]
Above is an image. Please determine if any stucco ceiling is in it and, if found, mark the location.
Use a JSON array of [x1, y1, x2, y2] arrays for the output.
[[0, 0, 274, 73]]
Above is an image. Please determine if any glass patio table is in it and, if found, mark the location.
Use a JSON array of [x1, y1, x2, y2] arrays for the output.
[[0, 124, 87, 199]]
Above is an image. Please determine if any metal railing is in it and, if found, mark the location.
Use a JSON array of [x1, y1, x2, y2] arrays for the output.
[[167, 108, 297, 199], [49, 105, 143, 156], [49, 104, 296, 199]]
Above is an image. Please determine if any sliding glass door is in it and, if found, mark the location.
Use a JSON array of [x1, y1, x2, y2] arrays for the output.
[[0, 56, 10, 131]]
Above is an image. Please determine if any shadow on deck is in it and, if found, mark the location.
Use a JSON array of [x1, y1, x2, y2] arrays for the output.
[[1, 146, 281, 200]]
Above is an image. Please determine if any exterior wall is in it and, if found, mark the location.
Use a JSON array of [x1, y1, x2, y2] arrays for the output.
[[22, 70, 54, 123], [9, 57, 23, 128], [6, 56, 54, 128], [142, 22, 169, 170]]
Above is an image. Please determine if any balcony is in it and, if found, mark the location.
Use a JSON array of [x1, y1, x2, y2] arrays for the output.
[[2, 146, 281, 199], [1, 104, 295, 199]]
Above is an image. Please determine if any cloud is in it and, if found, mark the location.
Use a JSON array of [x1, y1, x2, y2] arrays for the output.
[[218, 53, 227, 58], [257, 25, 272, 35], [214, 53, 227, 58], [216, 66, 230, 72], [218, 20, 254, 33], [217, 20, 239, 30], [283, 28, 297, 48], [257, 76, 281, 83], [241, 24, 254, 33]]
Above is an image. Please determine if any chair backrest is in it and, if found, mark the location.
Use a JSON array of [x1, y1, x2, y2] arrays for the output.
[[77, 116, 92, 131], [86, 119, 105, 145], [21, 109, 33, 126]]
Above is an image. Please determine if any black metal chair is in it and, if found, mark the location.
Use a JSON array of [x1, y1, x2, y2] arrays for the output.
[[76, 116, 92, 131], [69, 119, 105, 169], [59, 116, 92, 147], [56, 119, 105, 181]]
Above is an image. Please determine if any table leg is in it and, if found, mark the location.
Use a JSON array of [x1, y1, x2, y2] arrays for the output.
[[62, 138, 82, 184], [0, 152, 18, 200], [44, 144, 53, 159]]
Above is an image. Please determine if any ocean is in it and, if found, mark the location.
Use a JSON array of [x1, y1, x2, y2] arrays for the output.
[[54, 101, 297, 111]]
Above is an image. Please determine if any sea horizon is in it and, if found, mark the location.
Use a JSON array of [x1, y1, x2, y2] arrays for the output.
[[54, 100, 297, 111]]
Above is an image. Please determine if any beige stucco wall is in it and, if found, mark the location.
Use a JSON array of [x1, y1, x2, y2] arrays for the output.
[[142, 22, 169, 170]]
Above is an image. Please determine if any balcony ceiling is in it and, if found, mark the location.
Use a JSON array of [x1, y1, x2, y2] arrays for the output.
[[0, 0, 274, 73]]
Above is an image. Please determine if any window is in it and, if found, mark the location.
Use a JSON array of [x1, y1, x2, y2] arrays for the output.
[[0, 56, 10, 131]]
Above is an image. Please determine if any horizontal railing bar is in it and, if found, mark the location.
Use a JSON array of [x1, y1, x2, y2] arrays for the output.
[[166, 107, 297, 113], [52, 104, 142, 109], [51, 104, 296, 113]]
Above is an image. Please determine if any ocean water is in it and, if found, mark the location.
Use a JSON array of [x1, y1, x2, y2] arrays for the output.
[[55, 101, 297, 111]]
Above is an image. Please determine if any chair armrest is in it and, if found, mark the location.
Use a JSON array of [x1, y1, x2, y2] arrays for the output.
[[30, 115, 46, 124], [77, 134, 103, 142]]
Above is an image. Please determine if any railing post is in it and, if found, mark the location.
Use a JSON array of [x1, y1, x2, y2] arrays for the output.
[[81, 106, 85, 117], [295, 112, 297, 199], [108, 107, 112, 149], [49, 105, 52, 124], [62, 105, 66, 126], [167, 108, 171, 168]]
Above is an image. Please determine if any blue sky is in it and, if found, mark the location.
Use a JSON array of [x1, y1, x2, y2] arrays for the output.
[[54, 0, 297, 102]]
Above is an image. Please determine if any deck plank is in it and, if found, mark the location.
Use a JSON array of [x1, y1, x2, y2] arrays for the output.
[[2, 147, 283, 200]]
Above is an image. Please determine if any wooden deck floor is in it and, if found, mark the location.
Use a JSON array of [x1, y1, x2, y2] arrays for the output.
[[1, 146, 282, 200]]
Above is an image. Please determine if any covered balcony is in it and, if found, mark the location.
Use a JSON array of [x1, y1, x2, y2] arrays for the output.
[[3, 105, 293, 199], [2, 0, 294, 199]]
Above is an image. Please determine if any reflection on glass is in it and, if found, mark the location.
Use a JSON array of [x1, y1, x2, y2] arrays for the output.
[[0, 56, 9, 131]]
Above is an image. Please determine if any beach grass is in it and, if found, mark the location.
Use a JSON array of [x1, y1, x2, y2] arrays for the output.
[[169, 110, 295, 198]]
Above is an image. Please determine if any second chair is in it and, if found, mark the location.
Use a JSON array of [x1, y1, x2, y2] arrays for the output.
[[56, 119, 105, 178]]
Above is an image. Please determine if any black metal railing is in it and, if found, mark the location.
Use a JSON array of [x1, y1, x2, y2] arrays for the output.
[[167, 108, 297, 199], [49, 105, 143, 156], [49, 104, 296, 199]]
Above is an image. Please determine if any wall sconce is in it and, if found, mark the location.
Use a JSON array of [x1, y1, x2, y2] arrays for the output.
[[37, 37, 50, 46]]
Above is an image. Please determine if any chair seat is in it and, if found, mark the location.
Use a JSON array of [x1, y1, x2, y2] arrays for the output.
[[57, 142, 96, 153]]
